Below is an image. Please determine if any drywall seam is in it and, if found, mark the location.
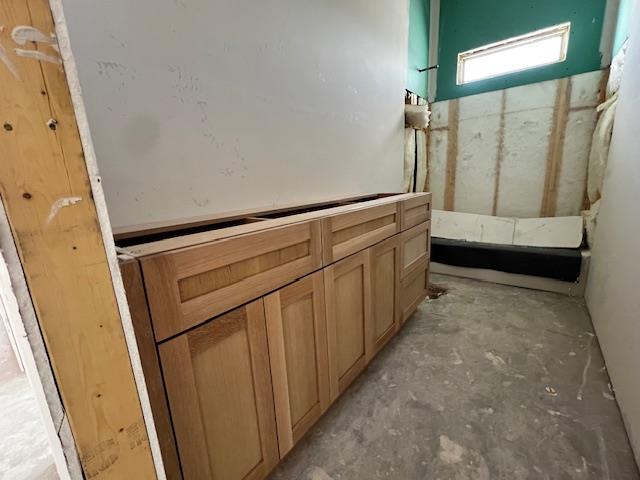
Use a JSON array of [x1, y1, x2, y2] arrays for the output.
[[600, 0, 621, 67], [492, 90, 507, 215], [427, 0, 440, 102], [0, 201, 82, 479], [540, 76, 572, 216], [47, 1, 166, 478], [444, 99, 459, 210]]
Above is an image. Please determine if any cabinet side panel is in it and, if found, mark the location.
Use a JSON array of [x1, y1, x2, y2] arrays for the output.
[[120, 260, 183, 479]]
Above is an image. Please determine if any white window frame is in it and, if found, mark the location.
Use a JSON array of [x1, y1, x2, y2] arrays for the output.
[[456, 22, 571, 85]]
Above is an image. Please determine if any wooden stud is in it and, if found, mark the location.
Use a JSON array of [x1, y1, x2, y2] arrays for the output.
[[444, 99, 459, 211], [492, 90, 507, 216], [540, 77, 571, 217], [0, 1, 156, 478]]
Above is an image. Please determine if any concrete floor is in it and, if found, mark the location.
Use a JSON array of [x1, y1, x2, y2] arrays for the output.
[[270, 274, 640, 480], [0, 322, 57, 480]]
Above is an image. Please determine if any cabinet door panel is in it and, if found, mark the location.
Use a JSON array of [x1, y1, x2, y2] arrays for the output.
[[370, 236, 400, 355], [401, 258, 429, 324], [265, 272, 329, 457], [160, 301, 278, 480], [325, 250, 372, 401], [400, 221, 431, 279]]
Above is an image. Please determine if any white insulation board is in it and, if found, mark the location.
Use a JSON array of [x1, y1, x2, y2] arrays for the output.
[[432, 210, 584, 248]]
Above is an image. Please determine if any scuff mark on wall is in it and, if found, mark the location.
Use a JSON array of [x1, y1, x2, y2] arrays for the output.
[[14, 48, 61, 65]]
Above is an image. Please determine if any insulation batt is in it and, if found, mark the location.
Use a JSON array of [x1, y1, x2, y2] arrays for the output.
[[405, 104, 431, 129]]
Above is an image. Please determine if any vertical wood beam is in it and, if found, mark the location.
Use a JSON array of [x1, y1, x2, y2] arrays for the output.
[[0, 1, 156, 478], [444, 99, 459, 211], [540, 77, 572, 217], [492, 90, 507, 216]]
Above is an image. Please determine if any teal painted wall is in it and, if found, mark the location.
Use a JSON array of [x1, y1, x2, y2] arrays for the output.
[[436, 0, 607, 101], [407, 0, 429, 98], [613, 0, 634, 55]]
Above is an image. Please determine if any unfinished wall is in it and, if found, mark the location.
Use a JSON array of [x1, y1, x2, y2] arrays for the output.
[[586, 2, 640, 465], [436, 0, 607, 100], [60, 0, 407, 228], [428, 70, 604, 217], [407, 0, 429, 98]]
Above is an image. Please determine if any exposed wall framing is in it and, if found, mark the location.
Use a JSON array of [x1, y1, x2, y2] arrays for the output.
[[428, 70, 604, 218]]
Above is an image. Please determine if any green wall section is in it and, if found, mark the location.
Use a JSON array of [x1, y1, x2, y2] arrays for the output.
[[613, 0, 634, 55], [407, 0, 430, 98], [436, 0, 607, 101]]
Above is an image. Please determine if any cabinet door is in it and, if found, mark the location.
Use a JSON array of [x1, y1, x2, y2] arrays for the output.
[[159, 301, 278, 480], [400, 221, 430, 279], [324, 250, 373, 401], [400, 259, 429, 324], [265, 272, 330, 457], [369, 236, 400, 356]]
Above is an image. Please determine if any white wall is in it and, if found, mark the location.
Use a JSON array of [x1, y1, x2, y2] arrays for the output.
[[586, 3, 640, 465], [61, 0, 407, 228], [429, 71, 602, 218]]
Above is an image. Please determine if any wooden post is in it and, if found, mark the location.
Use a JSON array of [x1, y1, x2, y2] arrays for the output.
[[0, 0, 156, 478]]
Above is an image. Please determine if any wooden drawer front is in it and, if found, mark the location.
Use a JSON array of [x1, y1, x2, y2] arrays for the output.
[[325, 250, 372, 402], [400, 221, 430, 279], [159, 301, 278, 480], [142, 221, 322, 341], [401, 258, 429, 323], [400, 193, 431, 231], [265, 272, 330, 457], [370, 236, 400, 356], [322, 203, 399, 264]]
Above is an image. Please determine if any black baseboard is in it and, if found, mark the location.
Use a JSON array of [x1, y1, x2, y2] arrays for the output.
[[431, 238, 582, 282]]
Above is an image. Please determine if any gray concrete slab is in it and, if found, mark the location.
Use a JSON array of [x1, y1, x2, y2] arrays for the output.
[[270, 274, 640, 480], [0, 323, 57, 480]]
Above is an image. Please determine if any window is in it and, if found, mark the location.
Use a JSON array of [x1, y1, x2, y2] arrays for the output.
[[457, 22, 571, 85]]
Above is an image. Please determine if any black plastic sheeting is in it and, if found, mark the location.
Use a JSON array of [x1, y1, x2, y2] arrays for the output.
[[431, 238, 582, 282]]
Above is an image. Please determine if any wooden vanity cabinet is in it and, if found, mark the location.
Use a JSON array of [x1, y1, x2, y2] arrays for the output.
[[264, 272, 330, 457], [324, 249, 373, 401], [117, 193, 431, 479], [369, 235, 401, 356], [159, 301, 278, 480]]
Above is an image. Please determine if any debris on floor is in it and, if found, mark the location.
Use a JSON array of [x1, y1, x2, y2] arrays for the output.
[[269, 274, 640, 480], [427, 283, 448, 300]]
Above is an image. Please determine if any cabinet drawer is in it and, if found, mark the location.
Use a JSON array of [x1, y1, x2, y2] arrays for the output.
[[400, 221, 431, 279], [322, 203, 400, 264], [400, 258, 429, 323], [142, 220, 322, 341], [400, 193, 431, 231]]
